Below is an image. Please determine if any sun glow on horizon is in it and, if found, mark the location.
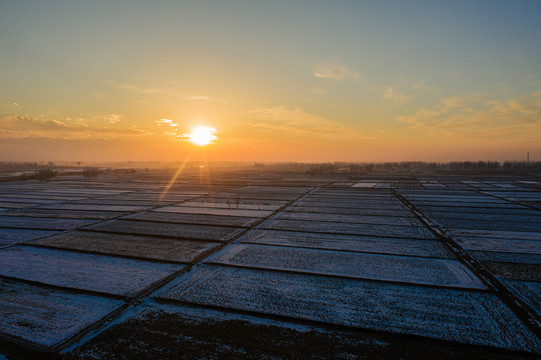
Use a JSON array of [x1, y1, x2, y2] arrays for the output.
[[185, 126, 218, 146]]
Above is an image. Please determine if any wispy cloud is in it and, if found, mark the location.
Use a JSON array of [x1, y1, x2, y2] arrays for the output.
[[0, 115, 150, 139], [182, 95, 226, 103], [116, 83, 163, 94], [396, 90, 541, 138], [441, 96, 466, 108], [104, 114, 124, 124], [155, 118, 179, 127], [250, 106, 372, 140], [382, 78, 433, 105], [0, 102, 20, 108], [113, 82, 227, 103], [154, 118, 184, 138], [154, 118, 218, 143], [184, 95, 226, 103], [410, 79, 433, 92], [383, 86, 410, 105], [312, 63, 361, 82]]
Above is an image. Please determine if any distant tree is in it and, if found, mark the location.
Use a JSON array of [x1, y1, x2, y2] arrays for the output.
[[36, 168, 56, 182]]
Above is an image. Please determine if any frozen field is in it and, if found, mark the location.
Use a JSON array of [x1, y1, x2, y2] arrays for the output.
[[0, 170, 540, 358]]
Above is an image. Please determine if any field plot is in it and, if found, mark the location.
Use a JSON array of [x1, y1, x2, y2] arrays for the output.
[[0, 279, 123, 348], [2, 208, 128, 220], [155, 265, 537, 352], [208, 244, 484, 289], [32, 231, 218, 263], [126, 211, 261, 227], [0, 228, 58, 247], [153, 205, 274, 218], [262, 218, 437, 239], [0, 216, 97, 230], [240, 229, 454, 258], [85, 219, 244, 241], [0, 172, 539, 359], [481, 190, 541, 209], [399, 184, 541, 321], [213, 185, 312, 201], [0, 246, 182, 297]]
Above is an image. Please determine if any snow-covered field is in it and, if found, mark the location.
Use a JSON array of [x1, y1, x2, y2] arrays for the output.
[[0, 171, 539, 358]]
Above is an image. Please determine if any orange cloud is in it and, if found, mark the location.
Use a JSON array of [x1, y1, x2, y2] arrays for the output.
[[312, 63, 361, 82], [383, 86, 411, 105], [114, 82, 227, 103], [250, 106, 372, 140], [396, 91, 541, 139], [0, 115, 150, 140]]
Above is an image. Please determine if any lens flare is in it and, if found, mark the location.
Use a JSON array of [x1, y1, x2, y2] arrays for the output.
[[159, 155, 191, 201]]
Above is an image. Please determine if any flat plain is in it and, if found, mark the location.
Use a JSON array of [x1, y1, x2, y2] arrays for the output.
[[0, 166, 540, 359]]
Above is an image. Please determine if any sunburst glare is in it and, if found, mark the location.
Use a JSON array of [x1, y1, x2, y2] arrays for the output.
[[185, 126, 218, 146]]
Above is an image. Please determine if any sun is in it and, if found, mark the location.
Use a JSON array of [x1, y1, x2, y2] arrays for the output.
[[186, 126, 218, 146]]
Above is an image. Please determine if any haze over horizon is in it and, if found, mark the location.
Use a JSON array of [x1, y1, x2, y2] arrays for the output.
[[1, 1, 540, 163]]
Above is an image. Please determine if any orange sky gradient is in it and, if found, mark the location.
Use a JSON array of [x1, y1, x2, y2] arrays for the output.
[[1, 1, 540, 163]]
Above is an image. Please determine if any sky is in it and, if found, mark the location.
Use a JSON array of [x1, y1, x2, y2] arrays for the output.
[[1, 0, 540, 163]]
